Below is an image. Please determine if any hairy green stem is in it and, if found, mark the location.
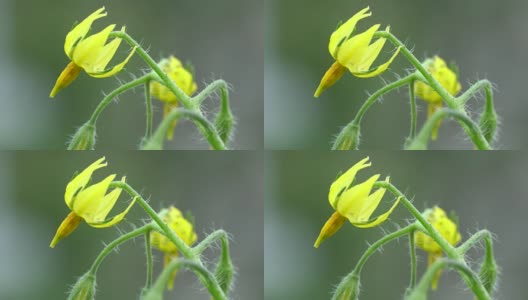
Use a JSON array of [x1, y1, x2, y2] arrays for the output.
[[408, 259, 482, 299], [110, 32, 193, 109], [148, 259, 227, 300], [457, 230, 493, 255], [408, 79, 417, 142], [406, 109, 491, 150], [354, 224, 416, 274], [110, 31, 229, 150], [144, 230, 153, 290], [88, 74, 153, 125], [355, 74, 415, 125], [193, 229, 229, 255], [374, 31, 457, 108], [143, 79, 153, 143], [109, 181, 194, 258], [408, 229, 417, 290], [375, 181, 491, 300], [89, 224, 152, 274], [376, 31, 494, 149], [193, 79, 230, 106], [141, 108, 226, 150], [456, 79, 493, 106]]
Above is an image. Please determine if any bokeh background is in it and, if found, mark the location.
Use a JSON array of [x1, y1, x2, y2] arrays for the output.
[[0, 0, 263, 149], [265, 0, 526, 149], [265, 152, 526, 299], [0, 152, 263, 299]]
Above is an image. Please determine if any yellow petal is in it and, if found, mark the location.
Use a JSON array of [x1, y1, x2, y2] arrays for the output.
[[328, 157, 370, 208], [336, 24, 380, 68], [164, 102, 178, 140], [336, 174, 380, 220], [73, 174, 116, 220], [64, 157, 107, 208], [356, 27, 389, 71], [352, 46, 400, 78], [87, 46, 136, 78], [87, 196, 137, 228], [356, 177, 390, 220], [353, 196, 400, 228], [93, 38, 122, 70], [64, 7, 107, 58], [73, 24, 116, 71], [89, 176, 126, 222], [328, 7, 371, 59]]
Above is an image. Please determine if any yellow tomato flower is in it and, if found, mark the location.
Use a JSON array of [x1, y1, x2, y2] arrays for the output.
[[50, 157, 136, 248], [150, 206, 198, 290], [314, 157, 400, 248], [150, 56, 198, 140], [414, 56, 462, 140], [314, 7, 400, 97], [50, 7, 136, 98], [414, 206, 461, 290]]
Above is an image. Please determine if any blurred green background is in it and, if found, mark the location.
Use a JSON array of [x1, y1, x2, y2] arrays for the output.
[[265, 0, 526, 149], [0, 152, 263, 299], [265, 152, 526, 299], [0, 0, 263, 149]]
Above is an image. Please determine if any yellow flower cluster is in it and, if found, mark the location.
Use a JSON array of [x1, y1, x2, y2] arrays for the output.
[[150, 56, 198, 140], [414, 56, 462, 140], [150, 206, 197, 290], [415, 206, 461, 289]]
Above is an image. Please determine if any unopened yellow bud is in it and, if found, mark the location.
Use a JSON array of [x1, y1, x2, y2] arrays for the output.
[[50, 62, 82, 98]]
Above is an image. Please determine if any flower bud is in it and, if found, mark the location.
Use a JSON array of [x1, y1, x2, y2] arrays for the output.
[[67, 272, 96, 300], [214, 88, 235, 145], [332, 124, 360, 150], [332, 273, 360, 300], [478, 104, 498, 144], [67, 122, 96, 150], [214, 238, 234, 294], [478, 240, 498, 294]]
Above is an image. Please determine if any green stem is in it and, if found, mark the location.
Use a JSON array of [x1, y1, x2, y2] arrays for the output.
[[110, 31, 193, 110], [89, 224, 152, 274], [376, 181, 491, 300], [332, 74, 415, 150], [110, 31, 229, 150], [376, 31, 494, 150], [374, 31, 457, 108], [374, 181, 459, 258], [408, 79, 417, 142], [456, 79, 493, 106], [354, 74, 416, 125], [193, 79, 230, 106], [408, 229, 417, 290], [109, 181, 194, 258], [88, 74, 152, 125], [148, 259, 227, 300], [144, 229, 153, 290], [353, 224, 416, 274], [141, 108, 226, 150], [456, 230, 493, 255], [193, 229, 229, 255], [143, 78, 153, 142], [408, 259, 485, 299], [406, 109, 491, 150]]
